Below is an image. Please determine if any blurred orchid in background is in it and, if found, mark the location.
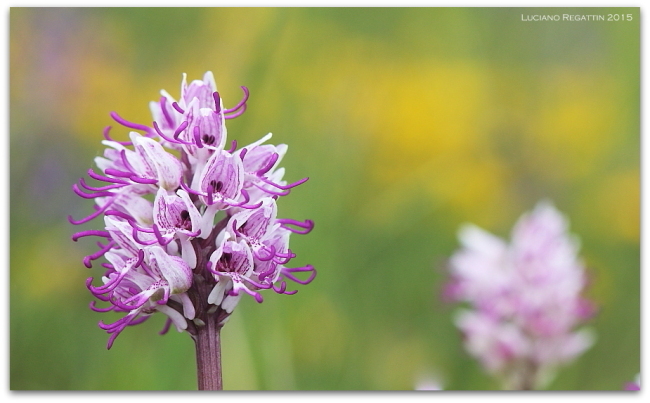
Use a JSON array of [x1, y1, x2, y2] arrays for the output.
[[446, 201, 595, 390], [623, 374, 640, 391], [415, 374, 443, 391], [69, 72, 316, 389]]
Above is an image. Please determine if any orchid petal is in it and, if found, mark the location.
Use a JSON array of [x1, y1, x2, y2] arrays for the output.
[[148, 246, 192, 294], [130, 132, 183, 191], [156, 304, 188, 332]]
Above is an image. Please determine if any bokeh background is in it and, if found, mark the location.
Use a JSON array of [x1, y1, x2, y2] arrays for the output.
[[9, 7, 639, 390]]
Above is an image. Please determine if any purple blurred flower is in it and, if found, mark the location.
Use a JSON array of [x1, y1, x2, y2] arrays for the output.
[[624, 374, 640, 391], [446, 201, 595, 390], [70, 72, 315, 349]]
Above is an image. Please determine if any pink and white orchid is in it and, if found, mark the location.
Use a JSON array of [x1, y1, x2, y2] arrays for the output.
[[70, 72, 315, 355], [446, 201, 595, 390]]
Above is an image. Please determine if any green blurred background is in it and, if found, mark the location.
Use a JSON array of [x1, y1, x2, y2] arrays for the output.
[[9, 7, 639, 390]]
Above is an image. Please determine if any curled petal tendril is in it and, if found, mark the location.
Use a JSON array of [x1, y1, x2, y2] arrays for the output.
[[223, 86, 249, 114]]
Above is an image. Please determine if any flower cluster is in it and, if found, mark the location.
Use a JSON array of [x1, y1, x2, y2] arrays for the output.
[[70, 72, 315, 349], [445, 201, 595, 389]]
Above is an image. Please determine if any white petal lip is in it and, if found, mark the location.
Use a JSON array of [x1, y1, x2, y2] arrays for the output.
[[207, 278, 230, 305], [198, 204, 220, 239], [221, 294, 242, 314], [148, 246, 192, 294], [179, 235, 197, 269], [156, 304, 188, 332], [178, 292, 196, 320]]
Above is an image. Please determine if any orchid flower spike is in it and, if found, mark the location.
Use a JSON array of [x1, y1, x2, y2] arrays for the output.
[[70, 72, 316, 352], [446, 201, 596, 390]]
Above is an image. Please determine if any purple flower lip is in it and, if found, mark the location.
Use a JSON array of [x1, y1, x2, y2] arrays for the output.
[[86, 168, 128, 185], [152, 121, 194, 145], [277, 218, 315, 234], [223, 86, 249, 114], [171, 100, 184, 115], [103, 125, 133, 146], [227, 140, 238, 154], [71, 72, 315, 349], [110, 111, 154, 136], [68, 197, 114, 225], [72, 230, 110, 241], [281, 265, 317, 285], [78, 177, 124, 192], [82, 240, 115, 268]]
